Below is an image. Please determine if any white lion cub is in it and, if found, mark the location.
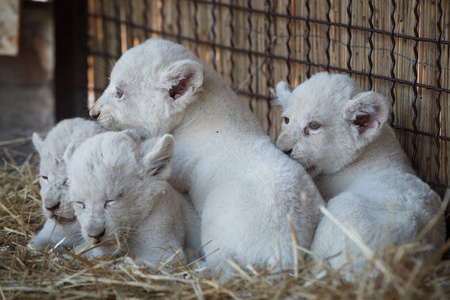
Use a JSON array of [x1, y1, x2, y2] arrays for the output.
[[29, 118, 107, 251], [89, 38, 324, 272], [63, 130, 201, 266], [275, 72, 445, 273]]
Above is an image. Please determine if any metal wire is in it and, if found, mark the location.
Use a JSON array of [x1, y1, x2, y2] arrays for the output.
[[193, 0, 199, 56], [434, 0, 442, 183], [176, 0, 182, 43], [346, 0, 352, 75], [265, 0, 272, 133], [159, 0, 165, 37], [210, 0, 217, 70], [389, 0, 396, 127], [325, 0, 331, 72], [113, 0, 121, 56], [305, 0, 311, 78], [367, 0, 374, 90], [412, 0, 419, 166], [285, 0, 292, 84], [100, 0, 108, 77], [144, 0, 150, 39], [228, 0, 235, 86], [247, 0, 254, 112], [127, 0, 134, 47]]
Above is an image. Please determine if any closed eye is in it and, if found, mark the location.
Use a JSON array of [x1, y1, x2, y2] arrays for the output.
[[41, 176, 48, 180], [75, 201, 85, 209], [104, 200, 116, 208]]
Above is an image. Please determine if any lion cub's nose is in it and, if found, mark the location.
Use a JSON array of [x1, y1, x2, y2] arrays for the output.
[[284, 149, 293, 156], [90, 110, 100, 121], [88, 229, 105, 243], [45, 201, 60, 212]]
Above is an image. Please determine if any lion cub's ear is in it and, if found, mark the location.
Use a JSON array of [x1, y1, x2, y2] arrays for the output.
[[32, 132, 45, 154], [273, 81, 293, 109], [161, 59, 204, 105], [63, 138, 86, 163], [345, 91, 389, 147], [141, 134, 174, 179]]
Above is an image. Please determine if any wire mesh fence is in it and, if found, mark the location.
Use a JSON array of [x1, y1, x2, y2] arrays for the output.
[[85, 0, 449, 196]]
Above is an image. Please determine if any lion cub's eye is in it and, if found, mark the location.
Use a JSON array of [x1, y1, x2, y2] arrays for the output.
[[308, 121, 321, 130], [75, 201, 86, 209], [115, 87, 124, 99], [41, 175, 48, 181], [283, 117, 290, 125], [104, 200, 116, 208]]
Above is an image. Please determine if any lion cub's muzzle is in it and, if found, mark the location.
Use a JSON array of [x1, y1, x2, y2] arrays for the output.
[[87, 228, 106, 244]]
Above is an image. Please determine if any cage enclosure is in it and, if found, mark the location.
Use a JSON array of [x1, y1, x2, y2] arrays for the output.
[[67, 0, 449, 197]]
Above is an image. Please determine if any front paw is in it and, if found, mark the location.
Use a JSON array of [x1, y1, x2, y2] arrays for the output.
[[29, 236, 72, 254], [115, 256, 138, 268], [80, 248, 103, 259], [28, 236, 50, 251]]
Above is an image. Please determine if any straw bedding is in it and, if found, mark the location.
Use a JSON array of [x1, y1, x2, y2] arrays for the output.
[[1, 143, 450, 299]]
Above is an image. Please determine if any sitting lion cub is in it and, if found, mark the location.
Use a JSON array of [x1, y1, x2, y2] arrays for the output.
[[89, 38, 324, 272], [29, 118, 106, 251], [275, 72, 445, 273], [64, 130, 201, 266]]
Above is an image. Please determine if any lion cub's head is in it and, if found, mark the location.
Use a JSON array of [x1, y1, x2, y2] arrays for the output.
[[33, 118, 106, 225], [275, 72, 390, 177], [64, 130, 174, 255], [89, 38, 204, 137]]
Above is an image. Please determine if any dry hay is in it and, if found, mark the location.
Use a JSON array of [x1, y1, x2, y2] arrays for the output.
[[1, 146, 450, 300]]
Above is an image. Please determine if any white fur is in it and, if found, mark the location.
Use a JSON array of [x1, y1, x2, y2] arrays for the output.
[[64, 131, 201, 266], [29, 118, 107, 251], [89, 38, 325, 272], [275, 72, 446, 273]]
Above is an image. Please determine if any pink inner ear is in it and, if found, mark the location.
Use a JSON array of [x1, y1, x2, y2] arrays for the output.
[[353, 114, 372, 134], [169, 75, 191, 100]]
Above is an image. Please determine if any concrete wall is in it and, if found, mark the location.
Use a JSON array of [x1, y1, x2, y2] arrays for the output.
[[0, 2, 54, 141]]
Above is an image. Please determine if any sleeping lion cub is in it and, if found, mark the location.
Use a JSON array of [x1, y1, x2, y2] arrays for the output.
[[64, 130, 201, 266], [29, 118, 106, 251]]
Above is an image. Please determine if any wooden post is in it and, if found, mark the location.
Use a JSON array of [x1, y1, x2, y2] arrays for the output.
[[54, 0, 88, 121]]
